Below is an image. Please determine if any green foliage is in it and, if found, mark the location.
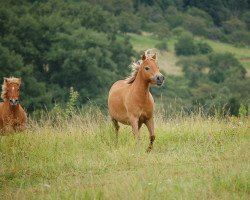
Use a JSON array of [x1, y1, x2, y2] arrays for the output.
[[171, 27, 186, 37], [49, 87, 79, 119], [175, 32, 197, 56], [165, 6, 184, 29], [228, 31, 250, 46], [155, 42, 168, 51], [117, 12, 141, 33], [65, 87, 79, 117], [208, 52, 246, 83], [0, 0, 249, 116], [196, 41, 213, 54], [239, 104, 247, 118], [0, 0, 134, 112], [176, 50, 249, 116], [177, 55, 210, 87], [223, 18, 247, 34], [242, 11, 250, 30], [175, 33, 213, 56]]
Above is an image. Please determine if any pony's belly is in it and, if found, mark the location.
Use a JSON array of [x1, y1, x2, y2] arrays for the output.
[[109, 106, 130, 124]]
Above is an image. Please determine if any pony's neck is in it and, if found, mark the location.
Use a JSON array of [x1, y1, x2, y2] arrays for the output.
[[131, 69, 150, 98]]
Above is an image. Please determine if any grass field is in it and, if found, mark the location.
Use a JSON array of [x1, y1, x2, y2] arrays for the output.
[[1, 110, 249, 199], [127, 33, 250, 76]]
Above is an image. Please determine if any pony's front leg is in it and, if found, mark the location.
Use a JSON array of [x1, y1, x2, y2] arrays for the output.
[[15, 123, 26, 132], [130, 116, 140, 141], [145, 118, 155, 152], [3, 124, 14, 134]]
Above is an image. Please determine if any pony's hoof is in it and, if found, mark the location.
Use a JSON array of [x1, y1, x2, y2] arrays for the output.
[[146, 146, 153, 153]]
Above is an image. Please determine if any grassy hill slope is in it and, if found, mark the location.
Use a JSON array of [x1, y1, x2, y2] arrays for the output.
[[128, 33, 250, 77]]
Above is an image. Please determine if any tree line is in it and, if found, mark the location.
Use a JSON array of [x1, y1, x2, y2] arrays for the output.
[[0, 0, 250, 116]]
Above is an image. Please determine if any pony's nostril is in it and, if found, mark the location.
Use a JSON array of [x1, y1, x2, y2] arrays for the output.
[[157, 76, 160, 81], [162, 76, 165, 80]]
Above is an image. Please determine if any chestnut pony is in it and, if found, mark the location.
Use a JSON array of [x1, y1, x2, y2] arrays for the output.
[[108, 50, 164, 151], [0, 77, 27, 135]]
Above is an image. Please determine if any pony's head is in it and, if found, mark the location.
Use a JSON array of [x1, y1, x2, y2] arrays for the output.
[[1, 77, 22, 106], [126, 49, 164, 86]]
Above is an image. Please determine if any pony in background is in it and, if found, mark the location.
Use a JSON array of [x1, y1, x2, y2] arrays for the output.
[[108, 49, 164, 151], [0, 77, 27, 135]]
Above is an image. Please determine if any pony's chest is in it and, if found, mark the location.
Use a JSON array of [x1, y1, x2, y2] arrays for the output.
[[4, 111, 21, 124]]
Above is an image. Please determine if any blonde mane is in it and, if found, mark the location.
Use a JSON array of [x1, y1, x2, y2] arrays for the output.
[[1, 77, 21, 101], [126, 49, 157, 84]]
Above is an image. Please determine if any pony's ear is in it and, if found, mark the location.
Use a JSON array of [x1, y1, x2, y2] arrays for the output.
[[141, 53, 146, 61], [3, 77, 8, 83], [152, 53, 157, 60], [18, 78, 22, 84]]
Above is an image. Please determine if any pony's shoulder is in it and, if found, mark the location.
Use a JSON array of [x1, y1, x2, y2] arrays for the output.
[[109, 80, 129, 94]]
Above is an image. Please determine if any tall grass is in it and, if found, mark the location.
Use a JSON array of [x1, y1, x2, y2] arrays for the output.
[[0, 107, 249, 199]]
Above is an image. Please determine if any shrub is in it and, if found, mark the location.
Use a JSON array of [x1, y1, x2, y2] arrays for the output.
[[177, 55, 210, 87], [117, 12, 141, 33], [222, 18, 246, 34], [204, 28, 228, 42], [175, 32, 197, 56], [208, 53, 246, 83], [183, 15, 212, 36], [241, 11, 250, 30], [196, 41, 213, 54], [155, 42, 167, 51], [228, 31, 250, 46], [153, 23, 171, 39], [171, 27, 186, 38]]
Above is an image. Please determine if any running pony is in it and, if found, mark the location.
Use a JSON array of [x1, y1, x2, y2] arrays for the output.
[[108, 50, 164, 151], [0, 77, 27, 135]]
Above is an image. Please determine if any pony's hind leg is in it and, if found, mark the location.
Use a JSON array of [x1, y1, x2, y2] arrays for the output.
[[111, 119, 120, 143], [145, 118, 155, 152]]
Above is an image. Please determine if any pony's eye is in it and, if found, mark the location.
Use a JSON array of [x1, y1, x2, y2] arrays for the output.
[[145, 66, 150, 71]]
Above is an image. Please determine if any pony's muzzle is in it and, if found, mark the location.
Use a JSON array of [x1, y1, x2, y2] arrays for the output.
[[154, 74, 164, 86], [9, 99, 19, 106]]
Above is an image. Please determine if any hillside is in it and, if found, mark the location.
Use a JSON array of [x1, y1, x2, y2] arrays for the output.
[[1, 0, 250, 114], [128, 33, 250, 77]]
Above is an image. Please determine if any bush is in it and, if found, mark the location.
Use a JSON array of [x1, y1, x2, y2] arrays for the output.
[[186, 7, 213, 23], [183, 14, 212, 36], [165, 6, 184, 29], [241, 11, 250, 30], [117, 12, 141, 33], [208, 53, 246, 83], [171, 27, 186, 38], [228, 31, 250, 46], [204, 28, 228, 42], [177, 55, 210, 87], [153, 23, 171, 39], [155, 42, 167, 51], [196, 41, 213, 54], [175, 32, 197, 56], [222, 18, 246, 34]]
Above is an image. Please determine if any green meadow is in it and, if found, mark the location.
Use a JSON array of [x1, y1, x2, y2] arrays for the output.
[[0, 111, 249, 199]]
